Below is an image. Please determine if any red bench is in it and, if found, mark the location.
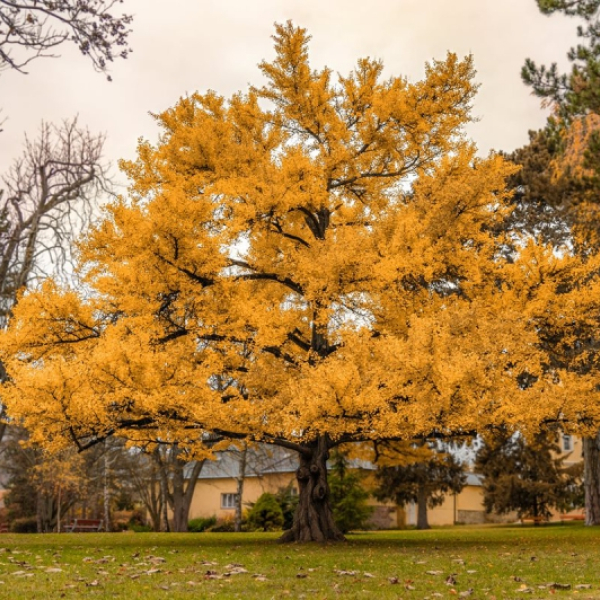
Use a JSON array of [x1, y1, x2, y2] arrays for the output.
[[66, 518, 103, 532]]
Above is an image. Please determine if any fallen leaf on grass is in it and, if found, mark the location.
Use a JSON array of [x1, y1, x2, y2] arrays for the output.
[[426, 570, 443, 575], [388, 576, 399, 584], [575, 584, 592, 590], [548, 583, 571, 590], [224, 566, 248, 575]]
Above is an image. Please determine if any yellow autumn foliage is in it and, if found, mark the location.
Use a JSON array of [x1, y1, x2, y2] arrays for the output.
[[2, 22, 600, 460]]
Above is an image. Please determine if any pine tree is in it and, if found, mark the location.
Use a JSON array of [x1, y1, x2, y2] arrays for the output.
[[475, 430, 583, 524], [374, 442, 466, 530], [328, 451, 373, 533]]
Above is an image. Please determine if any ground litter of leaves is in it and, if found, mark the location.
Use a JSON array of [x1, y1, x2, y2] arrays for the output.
[[0, 524, 598, 599]]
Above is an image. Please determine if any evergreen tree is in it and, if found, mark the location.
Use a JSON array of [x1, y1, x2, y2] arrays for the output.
[[475, 430, 583, 524], [374, 442, 466, 530], [246, 493, 284, 532], [523, 0, 600, 119], [328, 451, 373, 533], [520, 2, 600, 524], [274, 483, 299, 531]]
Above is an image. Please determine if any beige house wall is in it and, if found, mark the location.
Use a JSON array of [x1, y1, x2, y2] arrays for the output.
[[188, 469, 488, 528], [402, 483, 486, 527], [189, 472, 295, 521]]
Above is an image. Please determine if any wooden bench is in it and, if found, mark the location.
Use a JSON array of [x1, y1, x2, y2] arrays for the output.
[[65, 518, 103, 532]]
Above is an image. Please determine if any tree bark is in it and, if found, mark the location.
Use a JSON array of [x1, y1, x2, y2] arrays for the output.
[[103, 445, 111, 532], [279, 435, 345, 543], [171, 455, 205, 532], [234, 443, 248, 532], [584, 432, 600, 526], [159, 473, 170, 532], [416, 484, 430, 530]]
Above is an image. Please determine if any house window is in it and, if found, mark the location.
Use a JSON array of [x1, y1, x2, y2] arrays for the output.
[[563, 435, 572, 452], [221, 493, 238, 509]]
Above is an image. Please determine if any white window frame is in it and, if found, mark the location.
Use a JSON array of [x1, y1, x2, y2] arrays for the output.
[[221, 493, 238, 509], [563, 435, 572, 452]]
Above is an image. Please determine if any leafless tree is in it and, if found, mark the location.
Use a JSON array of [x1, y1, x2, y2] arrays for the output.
[[153, 444, 206, 533], [0, 0, 133, 78], [0, 118, 108, 327], [0, 118, 109, 441]]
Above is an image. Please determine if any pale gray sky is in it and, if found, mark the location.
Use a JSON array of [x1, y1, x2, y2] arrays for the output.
[[0, 0, 579, 184]]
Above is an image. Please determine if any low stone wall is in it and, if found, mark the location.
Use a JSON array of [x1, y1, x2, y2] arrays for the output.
[[456, 509, 486, 525]]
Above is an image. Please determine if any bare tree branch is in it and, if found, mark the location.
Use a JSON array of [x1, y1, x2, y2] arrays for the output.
[[0, 0, 133, 78], [0, 118, 109, 330]]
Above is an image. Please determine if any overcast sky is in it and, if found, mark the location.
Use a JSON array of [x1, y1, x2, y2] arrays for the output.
[[0, 0, 580, 186]]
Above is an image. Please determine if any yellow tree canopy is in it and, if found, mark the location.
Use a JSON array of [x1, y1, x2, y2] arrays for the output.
[[2, 22, 600, 541]]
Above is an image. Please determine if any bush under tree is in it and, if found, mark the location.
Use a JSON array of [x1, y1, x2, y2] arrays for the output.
[[246, 493, 284, 532]]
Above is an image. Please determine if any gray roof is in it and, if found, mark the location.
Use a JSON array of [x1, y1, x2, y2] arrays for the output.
[[183, 443, 483, 485], [465, 473, 483, 486], [185, 445, 298, 480]]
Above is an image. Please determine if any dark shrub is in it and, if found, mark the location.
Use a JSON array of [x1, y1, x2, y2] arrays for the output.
[[188, 516, 217, 532], [10, 517, 37, 533], [246, 493, 284, 531]]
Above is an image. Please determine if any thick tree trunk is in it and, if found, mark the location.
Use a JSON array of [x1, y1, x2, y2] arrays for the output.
[[583, 432, 600, 526], [416, 485, 430, 530], [279, 436, 345, 543], [170, 458, 188, 532], [170, 457, 205, 532]]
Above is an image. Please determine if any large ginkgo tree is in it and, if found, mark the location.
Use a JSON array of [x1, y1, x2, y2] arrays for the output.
[[2, 23, 600, 542]]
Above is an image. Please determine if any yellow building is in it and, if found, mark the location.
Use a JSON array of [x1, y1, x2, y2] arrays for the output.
[[187, 445, 298, 522], [185, 445, 492, 528], [184, 434, 585, 528]]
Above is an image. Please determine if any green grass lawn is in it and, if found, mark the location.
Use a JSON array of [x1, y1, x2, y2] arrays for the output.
[[0, 523, 598, 599]]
